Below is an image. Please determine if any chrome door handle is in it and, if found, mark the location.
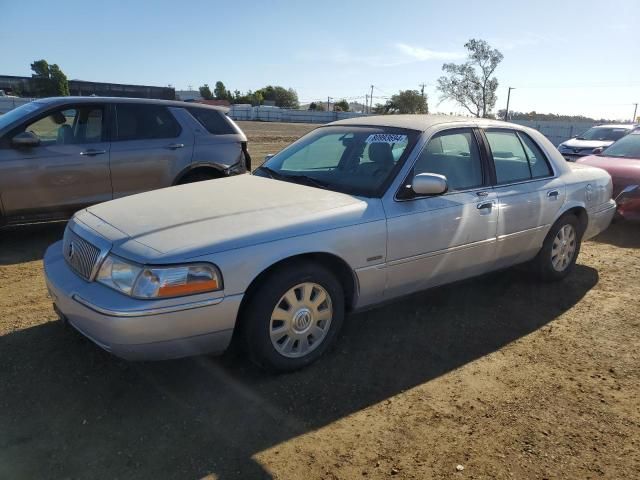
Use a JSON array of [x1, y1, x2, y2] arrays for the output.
[[476, 191, 489, 197], [477, 201, 494, 210], [547, 190, 559, 199], [166, 143, 185, 150], [80, 149, 106, 156]]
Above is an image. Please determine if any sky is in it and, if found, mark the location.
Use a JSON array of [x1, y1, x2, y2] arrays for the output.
[[2, 0, 639, 120]]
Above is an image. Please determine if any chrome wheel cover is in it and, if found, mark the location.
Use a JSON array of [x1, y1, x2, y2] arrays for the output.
[[551, 224, 577, 272], [269, 282, 333, 358]]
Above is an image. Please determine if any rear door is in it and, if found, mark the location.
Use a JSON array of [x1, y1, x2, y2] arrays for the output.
[[109, 103, 194, 198], [480, 128, 565, 267], [0, 103, 111, 221]]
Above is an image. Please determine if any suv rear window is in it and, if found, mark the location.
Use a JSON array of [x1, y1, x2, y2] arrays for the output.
[[186, 107, 236, 135], [115, 104, 181, 141]]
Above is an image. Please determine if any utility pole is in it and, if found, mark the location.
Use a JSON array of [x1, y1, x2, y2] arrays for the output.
[[327, 96, 332, 111], [633, 103, 638, 123], [504, 87, 514, 121], [419, 83, 427, 113], [365, 94, 369, 114], [370, 85, 374, 113]]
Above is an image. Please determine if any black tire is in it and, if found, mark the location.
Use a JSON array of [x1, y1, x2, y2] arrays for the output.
[[240, 261, 345, 372], [532, 213, 582, 281], [177, 170, 220, 184]]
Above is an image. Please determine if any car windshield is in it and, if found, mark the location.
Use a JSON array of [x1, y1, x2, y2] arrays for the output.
[[577, 126, 629, 141], [602, 132, 640, 159], [253, 126, 418, 197], [0, 102, 44, 131]]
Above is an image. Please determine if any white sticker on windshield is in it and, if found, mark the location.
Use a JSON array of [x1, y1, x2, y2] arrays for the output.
[[365, 133, 407, 144]]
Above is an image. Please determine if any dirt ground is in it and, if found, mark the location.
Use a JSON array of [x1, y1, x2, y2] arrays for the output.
[[1, 122, 639, 480]]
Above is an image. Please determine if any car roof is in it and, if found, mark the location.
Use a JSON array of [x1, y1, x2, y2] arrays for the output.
[[328, 114, 513, 132], [34, 96, 226, 111]]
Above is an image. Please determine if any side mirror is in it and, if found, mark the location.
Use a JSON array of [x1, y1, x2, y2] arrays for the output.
[[264, 154, 274, 161], [592, 147, 604, 155], [12, 131, 40, 148], [411, 173, 448, 196]]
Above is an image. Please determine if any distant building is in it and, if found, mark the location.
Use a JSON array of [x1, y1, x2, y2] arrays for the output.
[[0, 75, 175, 100]]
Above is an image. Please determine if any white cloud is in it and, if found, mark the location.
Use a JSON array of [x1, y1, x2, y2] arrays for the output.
[[395, 43, 465, 61]]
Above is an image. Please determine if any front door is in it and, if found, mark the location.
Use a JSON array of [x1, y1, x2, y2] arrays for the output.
[[0, 103, 111, 221], [384, 128, 498, 298]]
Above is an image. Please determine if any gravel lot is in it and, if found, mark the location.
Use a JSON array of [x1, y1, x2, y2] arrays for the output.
[[1, 122, 639, 479]]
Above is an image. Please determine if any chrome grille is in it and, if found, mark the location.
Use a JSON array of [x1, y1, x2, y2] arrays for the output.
[[63, 229, 101, 281]]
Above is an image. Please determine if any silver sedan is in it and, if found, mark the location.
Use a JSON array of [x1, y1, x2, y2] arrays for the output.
[[44, 115, 616, 371]]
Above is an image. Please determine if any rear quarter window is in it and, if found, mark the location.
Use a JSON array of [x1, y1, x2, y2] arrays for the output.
[[186, 107, 236, 135]]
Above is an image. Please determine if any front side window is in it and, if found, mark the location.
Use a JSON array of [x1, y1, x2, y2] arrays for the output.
[[115, 104, 181, 141], [602, 132, 640, 159], [413, 129, 483, 191], [20, 105, 104, 145], [255, 126, 418, 197]]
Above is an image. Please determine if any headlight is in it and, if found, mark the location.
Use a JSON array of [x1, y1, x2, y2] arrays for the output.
[[96, 255, 222, 299], [557, 143, 566, 150]]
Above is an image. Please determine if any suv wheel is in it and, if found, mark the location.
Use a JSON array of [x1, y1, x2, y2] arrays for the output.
[[178, 170, 220, 184], [241, 261, 345, 372], [533, 214, 582, 281]]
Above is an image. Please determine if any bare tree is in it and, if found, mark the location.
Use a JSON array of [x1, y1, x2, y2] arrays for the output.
[[437, 39, 503, 118]]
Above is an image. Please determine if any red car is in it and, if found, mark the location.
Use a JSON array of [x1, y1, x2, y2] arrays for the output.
[[577, 130, 640, 221]]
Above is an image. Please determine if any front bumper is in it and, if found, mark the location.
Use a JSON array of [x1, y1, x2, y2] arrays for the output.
[[44, 241, 243, 360], [584, 199, 617, 240]]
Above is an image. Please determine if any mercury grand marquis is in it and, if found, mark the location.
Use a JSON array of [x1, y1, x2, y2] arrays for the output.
[[44, 115, 616, 371]]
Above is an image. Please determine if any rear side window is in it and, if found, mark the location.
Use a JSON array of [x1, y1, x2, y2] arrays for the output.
[[187, 107, 235, 135], [518, 132, 553, 178], [485, 130, 553, 184], [115, 104, 181, 141]]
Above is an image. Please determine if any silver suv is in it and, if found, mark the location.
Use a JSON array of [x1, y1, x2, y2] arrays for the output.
[[0, 97, 250, 226]]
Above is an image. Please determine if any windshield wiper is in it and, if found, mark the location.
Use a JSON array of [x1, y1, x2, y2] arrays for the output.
[[281, 174, 330, 190], [254, 165, 285, 180], [255, 166, 330, 190]]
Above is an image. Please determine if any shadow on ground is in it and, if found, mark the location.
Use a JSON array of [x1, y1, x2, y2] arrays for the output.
[[0, 261, 598, 479], [591, 220, 640, 248], [0, 223, 66, 265]]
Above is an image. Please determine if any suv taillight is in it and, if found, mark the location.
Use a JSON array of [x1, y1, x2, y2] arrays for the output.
[[241, 141, 251, 172]]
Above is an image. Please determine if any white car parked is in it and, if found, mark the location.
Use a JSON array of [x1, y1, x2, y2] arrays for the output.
[[44, 115, 616, 371]]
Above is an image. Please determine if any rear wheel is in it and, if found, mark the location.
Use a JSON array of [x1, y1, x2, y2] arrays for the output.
[[240, 261, 345, 372], [533, 214, 582, 281], [177, 170, 221, 184]]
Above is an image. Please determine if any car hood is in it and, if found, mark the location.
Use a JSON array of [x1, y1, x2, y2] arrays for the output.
[[576, 155, 640, 195], [560, 138, 614, 149], [80, 175, 378, 261]]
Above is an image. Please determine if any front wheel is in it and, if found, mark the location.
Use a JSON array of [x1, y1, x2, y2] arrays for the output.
[[533, 214, 582, 281], [240, 262, 345, 372]]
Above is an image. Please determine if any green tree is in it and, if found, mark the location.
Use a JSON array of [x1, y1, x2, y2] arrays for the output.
[[30, 59, 69, 97], [199, 84, 214, 100], [388, 90, 428, 114], [334, 99, 349, 112], [214, 81, 230, 100], [255, 85, 299, 109], [308, 102, 325, 111], [437, 39, 503, 118]]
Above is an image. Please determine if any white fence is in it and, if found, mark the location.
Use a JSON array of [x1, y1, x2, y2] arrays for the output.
[[510, 120, 597, 146], [0, 96, 34, 114], [228, 105, 369, 124]]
